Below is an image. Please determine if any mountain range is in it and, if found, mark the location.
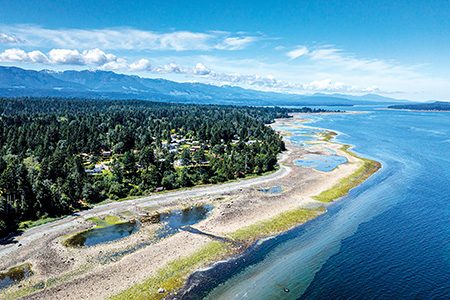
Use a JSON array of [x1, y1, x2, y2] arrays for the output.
[[0, 66, 408, 106]]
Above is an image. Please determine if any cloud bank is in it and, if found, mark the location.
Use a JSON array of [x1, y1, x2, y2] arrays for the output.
[[0, 25, 259, 51]]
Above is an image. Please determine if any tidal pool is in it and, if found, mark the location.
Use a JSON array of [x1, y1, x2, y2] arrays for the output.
[[0, 263, 33, 290], [156, 205, 213, 239], [295, 154, 347, 172], [65, 221, 139, 247], [100, 204, 214, 263], [258, 186, 282, 194]]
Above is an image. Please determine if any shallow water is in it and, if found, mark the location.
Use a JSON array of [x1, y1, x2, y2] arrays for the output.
[[67, 221, 139, 247], [295, 154, 347, 172], [0, 263, 33, 290], [189, 107, 450, 299], [156, 205, 213, 239], [258, 186, 283, 194]]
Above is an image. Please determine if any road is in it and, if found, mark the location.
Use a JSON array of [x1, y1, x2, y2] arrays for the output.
[[0, 152, 291, 259]]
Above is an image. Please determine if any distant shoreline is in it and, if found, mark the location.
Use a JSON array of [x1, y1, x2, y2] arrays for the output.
[[380, 108, 450, 113]]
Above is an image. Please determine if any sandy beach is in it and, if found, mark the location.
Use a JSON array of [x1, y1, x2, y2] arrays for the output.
[[0, 114, 376, 300]]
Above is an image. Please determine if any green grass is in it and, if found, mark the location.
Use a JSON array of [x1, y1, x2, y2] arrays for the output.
[[313, 145, 381, 202], [229, 208, 322, 243], [1, 283, 43, 300], [320, 130, 337, 142], [110, 241, 232, 300], [19, 216, 60, 230], [85, 215, 124, 228]]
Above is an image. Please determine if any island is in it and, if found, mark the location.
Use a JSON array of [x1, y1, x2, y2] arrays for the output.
[[388, 101, 450, 111]]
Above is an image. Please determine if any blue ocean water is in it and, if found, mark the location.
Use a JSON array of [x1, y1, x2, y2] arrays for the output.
[[202, 108, 450, 299]]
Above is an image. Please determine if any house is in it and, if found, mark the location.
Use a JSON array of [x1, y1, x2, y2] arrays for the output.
[[101, 150, 112, 157], [189, 145, 201, 152], [169, 142, 179, 150], [174, 159, 185, 167], [85, 163, 109, 175]]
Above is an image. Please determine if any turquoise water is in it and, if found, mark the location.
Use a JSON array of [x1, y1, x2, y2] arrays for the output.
[[277, 125, 322, 147], [67, 221, 139, 247], [184, 107, 450, 299], [295, 154, 347, 172]]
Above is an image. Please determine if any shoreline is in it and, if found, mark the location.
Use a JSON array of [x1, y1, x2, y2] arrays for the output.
[[0, 114, 381, 300], [378, 108, 450, 113]]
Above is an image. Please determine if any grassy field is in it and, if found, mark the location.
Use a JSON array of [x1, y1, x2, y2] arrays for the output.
[[313, 145, 381, 202], [110, 241, 233, 300]]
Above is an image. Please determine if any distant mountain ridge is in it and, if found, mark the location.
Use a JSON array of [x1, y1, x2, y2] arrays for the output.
[[0, 66, 408, 106]]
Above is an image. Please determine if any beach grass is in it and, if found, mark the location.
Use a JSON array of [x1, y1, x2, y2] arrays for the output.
[[86, 215, 124, 228], [313, 145, 381, 202], [229, 208, 322, 243], [320, 130, 337, 142], [110, 241, 232, 300]]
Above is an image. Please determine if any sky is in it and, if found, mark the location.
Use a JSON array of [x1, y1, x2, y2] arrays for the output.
[[0, 0, 449, 101]]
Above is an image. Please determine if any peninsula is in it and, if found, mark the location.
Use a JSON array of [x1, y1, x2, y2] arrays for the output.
[[0, 103, 380, 299]]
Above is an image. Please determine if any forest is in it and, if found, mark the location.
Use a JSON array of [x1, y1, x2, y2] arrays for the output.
[[0, 97, 331, 237], [388, 101, 450, 111]]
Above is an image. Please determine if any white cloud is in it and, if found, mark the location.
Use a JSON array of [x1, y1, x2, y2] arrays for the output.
[[0, 25, 258, 51], [0, 47, 126, 67], [0, 33, 21, 44], [193, 63, 211, 75], [99, 58, 128, 71], [48, 49, 84, 65], [27, 50, 49, 63], [154, 63, 183, 74], [129, 58, 152, 71], [306, 46, 418, 77], [286, 46, 309, 59], [299, 79, 379, 93], [216, 36, 257, 50], [0, 48, 28, 61], [82, 48, 116, 65]]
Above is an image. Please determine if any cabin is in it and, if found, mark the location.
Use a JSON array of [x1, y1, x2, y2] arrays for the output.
[[101, 150, 112, 157]]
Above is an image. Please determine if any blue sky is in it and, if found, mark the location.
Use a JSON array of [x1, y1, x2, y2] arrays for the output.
[[0, 0, 449, 100]]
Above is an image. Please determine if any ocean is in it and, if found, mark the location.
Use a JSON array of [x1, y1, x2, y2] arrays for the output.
[[187, 107, 450, 299]]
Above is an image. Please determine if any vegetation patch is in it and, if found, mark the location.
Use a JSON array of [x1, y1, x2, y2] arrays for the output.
[[86, 215, 124, 228], [320, 130, 337, 142], [110, 241, 232, 300], [229, 208, 322, 243], [19, 216, 60, 231], [313, 145, 381, 202]]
